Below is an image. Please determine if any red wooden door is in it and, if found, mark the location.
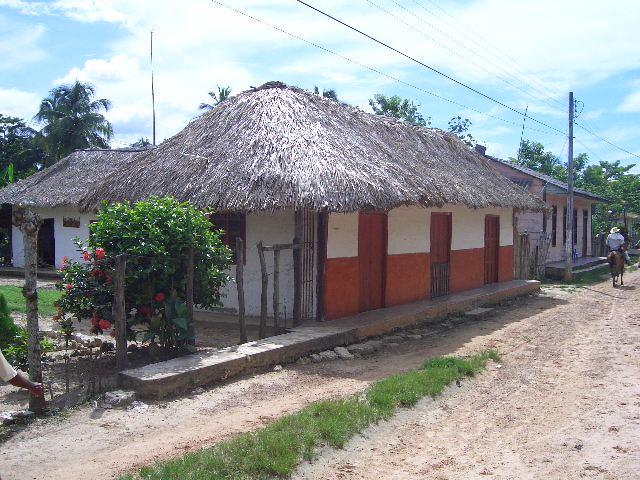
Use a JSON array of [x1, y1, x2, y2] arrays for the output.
[[484, 215, 500, 284], [430, 213, 452, 298], [359, 212, 387, 312]]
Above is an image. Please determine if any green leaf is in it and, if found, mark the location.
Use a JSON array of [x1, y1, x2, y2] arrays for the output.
[[172, 316, 188, 331]]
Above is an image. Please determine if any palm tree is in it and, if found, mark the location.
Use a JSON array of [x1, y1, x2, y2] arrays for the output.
[[199, 86, 232, 110], [313, 86, 339, 101], [35, 81, 113, 163]]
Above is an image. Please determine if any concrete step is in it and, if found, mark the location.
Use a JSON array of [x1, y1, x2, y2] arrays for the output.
[[545, 257, 607, 279], [120, 280, 540, 398]]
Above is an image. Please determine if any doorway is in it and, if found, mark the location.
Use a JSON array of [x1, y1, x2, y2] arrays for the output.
[[484, 215, 500, 284], [430, 212, 452, 298], [37, 218, 55, 267], [358, 211, 387, 312], [582, 209, 588, 257]]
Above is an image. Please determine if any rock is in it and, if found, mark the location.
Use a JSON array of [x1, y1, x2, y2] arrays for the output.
[[101, 390, 136, 409], [404, 334, 422, 340], [334, 346, 354, 360], [296, 356, 311, 365], [310, 353, 322, 363], [386, 342, 400, 348], [383, 335, 405, 343], [127, 344, 139, 353], [273, 364, 283, 371], [100, 341, 114, 353], [450, 317, 466, 325], [192, 387, 204, 395], [347, 340, 382, 355], [70, 348, 90, 357], [318, 350, 339, 361], [90, 338, 103, 348], [129, 401, 148, 413], [71, 332, 95, 347], [0, 411, 15, 425], [1, 410, 35, 425], [464, 307, 494, 317], [41, 329, 59, 339]]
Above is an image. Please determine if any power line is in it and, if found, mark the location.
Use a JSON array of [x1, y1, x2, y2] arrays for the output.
[[210, 0, 561, 136], [574, 121, 640, 161], [381, 0, 566, 114], [295, 0, 566, 135]]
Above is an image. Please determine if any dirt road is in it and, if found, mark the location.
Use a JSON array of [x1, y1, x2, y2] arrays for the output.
[[1, 271, 638, 480]]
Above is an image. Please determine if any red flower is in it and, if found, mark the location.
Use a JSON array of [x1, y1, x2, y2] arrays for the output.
[[154, 292, 165, 303], [66, 284, 73, 291], [95, 248, 106, 260], [62, 256, 69, 264], [83, 251, 91, 261], [98, 319, 111, 331]]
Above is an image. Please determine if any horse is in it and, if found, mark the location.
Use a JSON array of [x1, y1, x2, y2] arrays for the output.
[[607, 250, 624, 287]]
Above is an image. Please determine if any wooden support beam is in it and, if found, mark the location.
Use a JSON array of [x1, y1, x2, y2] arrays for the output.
[[236, 237, 247, 343], [257, 241, 268, 339], [293, 210, 303, 326], [113, 255, 127, 371], [273, 248, 280, 332]]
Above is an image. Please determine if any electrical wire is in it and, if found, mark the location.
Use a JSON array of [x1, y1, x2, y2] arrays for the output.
[[575, 121, 640, 161], [294, 0, 566, 136]]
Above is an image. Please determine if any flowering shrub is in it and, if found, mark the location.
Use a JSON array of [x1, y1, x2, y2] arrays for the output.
[[55, 197, 232, 353]]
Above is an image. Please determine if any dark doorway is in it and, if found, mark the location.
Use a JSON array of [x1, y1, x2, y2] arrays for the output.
[[582, 209, 588, 257], [430, 212, 452, 298], [37, 218, 55, 267], [358, 211, 387, 313], [484, 215, 500, 284]]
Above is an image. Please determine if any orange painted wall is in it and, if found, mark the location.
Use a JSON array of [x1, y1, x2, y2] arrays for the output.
[[324, 257, 359, 320], [385, 253, 429, 306], [450, 247, 485, 293], [498, 245, 514, 282]]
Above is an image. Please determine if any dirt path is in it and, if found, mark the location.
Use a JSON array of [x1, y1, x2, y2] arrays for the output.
[[1, 272, 638, 480], [294, 274, 640, 479]]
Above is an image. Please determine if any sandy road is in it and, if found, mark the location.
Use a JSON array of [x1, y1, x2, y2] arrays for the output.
[[1, 271, 638, 480]]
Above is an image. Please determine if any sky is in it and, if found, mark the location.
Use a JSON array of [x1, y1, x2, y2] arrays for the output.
[[1, 0, 639, 172]]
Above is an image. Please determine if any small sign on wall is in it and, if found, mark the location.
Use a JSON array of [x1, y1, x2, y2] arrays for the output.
[[63, 216, 80, 228]]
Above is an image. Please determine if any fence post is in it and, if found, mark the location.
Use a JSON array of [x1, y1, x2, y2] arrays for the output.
[[293, 210, 303, 326], [257, 241, 268, 339], [273, 249, 280, 333], [113, 254, 127, 371], [186, 247, 195, 345], [236, 238, 247, 344]]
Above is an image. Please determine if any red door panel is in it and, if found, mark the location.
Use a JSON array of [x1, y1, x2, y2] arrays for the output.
[[430, 213, 452, 297], [484, 215, 499, 284], [359, 212, 387, 312]]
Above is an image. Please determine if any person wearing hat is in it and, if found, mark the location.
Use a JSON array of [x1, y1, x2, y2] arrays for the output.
[[0, 348, 44, 397], [606, 226, 631, 265]]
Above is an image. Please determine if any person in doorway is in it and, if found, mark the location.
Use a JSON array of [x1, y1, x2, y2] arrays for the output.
[[606, 226, 631, 265], [0, 348, 44, 397]]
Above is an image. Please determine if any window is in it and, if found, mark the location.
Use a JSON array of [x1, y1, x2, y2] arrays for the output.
[[210, 212, 246, 263], [563, 207, 567, 245], [551, 206, 557, 247]]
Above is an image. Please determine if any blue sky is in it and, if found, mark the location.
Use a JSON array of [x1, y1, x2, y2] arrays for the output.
[[1, 0, 639, 172]]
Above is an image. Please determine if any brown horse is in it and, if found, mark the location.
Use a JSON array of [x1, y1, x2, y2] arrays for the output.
[[607, 250, 624, 287]]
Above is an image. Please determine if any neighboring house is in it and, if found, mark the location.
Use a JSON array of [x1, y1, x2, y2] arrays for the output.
[[0, 82, 542, 321], [483, 149, 607, 263]]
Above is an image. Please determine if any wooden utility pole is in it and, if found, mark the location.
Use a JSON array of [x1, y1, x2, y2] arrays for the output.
[[12, 207, 45, 413], [564, 92, 575, 281], [235, 238, 247, 343], [150, 30, 156, 146], [113, 255, 127, 371], [257, 241, 268, 339]]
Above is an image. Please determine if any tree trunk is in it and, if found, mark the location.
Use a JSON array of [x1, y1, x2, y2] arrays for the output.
[[13, 207, 45, 413]]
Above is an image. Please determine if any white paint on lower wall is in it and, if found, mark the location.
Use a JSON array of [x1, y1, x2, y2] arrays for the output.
[[11, 207, 95, 268]]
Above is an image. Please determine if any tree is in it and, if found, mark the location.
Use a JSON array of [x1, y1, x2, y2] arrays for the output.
[[313, 86, 338, 101], [130, 137, 152, 148], [448, 116, 475, 147], [513, 140, 566, 179], [368, 94, 430, 126], [35, 81, 113, 164], [0, 115, 45, 180], [199, 86, 232, 110]]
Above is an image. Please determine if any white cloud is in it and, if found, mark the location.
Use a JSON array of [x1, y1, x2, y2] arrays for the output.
[[0, 87, 41, 119], [0, 0, 134, 26], [55, 54, 141, 83], [618, 90, 640, 113], [0, 14, 46, 70]]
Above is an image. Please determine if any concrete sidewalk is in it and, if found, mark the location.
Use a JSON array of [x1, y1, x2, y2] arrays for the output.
[[120, 279, 540, 398]]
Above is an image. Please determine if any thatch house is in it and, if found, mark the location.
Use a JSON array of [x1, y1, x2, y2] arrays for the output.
[[0, 82, 542, 321], [0, 149, 143, 267], [483, 151, 607, 263]]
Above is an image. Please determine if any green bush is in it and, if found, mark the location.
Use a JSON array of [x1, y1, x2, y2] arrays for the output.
[[56, 197, 232, 353]]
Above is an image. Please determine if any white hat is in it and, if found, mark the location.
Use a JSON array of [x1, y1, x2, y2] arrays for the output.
[[610, 226, 620, 234]]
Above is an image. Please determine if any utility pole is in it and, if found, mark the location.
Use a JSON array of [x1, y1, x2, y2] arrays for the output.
[[150, 30, 156, 146], [564, 92, 574, 281]]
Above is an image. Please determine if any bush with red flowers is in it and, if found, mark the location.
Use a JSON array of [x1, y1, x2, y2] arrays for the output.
[[55, 197, 231, 354]]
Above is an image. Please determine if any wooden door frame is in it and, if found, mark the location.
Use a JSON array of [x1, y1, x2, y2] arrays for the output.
[[358, 211, 388, 313], [430, 212, 452, 298], [484, 214, 500, 284]]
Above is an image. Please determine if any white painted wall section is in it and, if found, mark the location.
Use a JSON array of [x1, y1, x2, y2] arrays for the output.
[[387, 206, 428, 254], [327, 213, 358, 258]]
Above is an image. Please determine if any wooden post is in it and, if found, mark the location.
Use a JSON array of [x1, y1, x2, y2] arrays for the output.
[[186, 247, 195, 345], [236, 237, 247, 343], [293, 210, 303, 326], [257, 241, 268, 339], [273, 248, 280, 332], [113, 255, 127, 371], [12, 207, 45, 413]]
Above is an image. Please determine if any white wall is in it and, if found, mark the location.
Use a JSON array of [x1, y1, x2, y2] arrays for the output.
[[12, 207, 95, 268], [327, 213, 359, 258], [388, 206, 429, 254]]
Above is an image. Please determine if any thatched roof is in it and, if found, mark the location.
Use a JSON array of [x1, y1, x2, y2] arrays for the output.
[[0, 149, 144, 209], [3, 82, 544, 213]]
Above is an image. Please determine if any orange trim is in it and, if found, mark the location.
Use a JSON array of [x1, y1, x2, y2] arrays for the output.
[[324, 257, 359, 320], [498, 245, 514, 282], [450, 247, 485, 293], [385, 253, 429, 306]]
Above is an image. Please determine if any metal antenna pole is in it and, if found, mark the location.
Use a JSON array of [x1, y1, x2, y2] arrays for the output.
[[564, 92, 574, 281], [151, 30, 156, 146]]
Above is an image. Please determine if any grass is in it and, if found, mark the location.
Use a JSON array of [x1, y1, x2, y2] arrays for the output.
[[543, 257, 639, 290], [122, 349, 500, 480], [0, 285, 61, 316]]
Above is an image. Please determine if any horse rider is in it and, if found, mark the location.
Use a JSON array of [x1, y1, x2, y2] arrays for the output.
[[606, 226, 631, 265]]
